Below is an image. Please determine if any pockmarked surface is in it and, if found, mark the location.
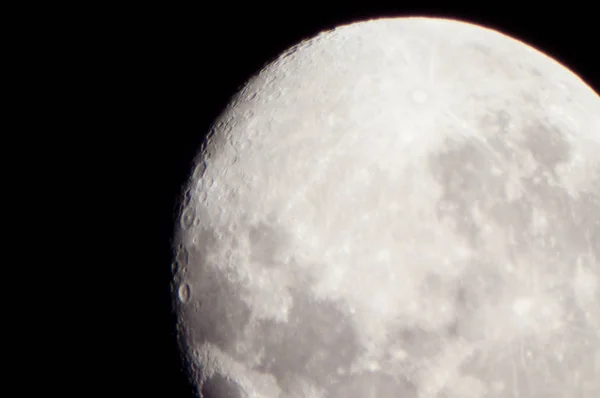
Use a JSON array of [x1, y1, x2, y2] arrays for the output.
[[173, 17, 600, 398]]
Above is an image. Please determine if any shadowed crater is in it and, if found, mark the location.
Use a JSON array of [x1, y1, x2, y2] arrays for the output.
[[200, 373, 244, 398]]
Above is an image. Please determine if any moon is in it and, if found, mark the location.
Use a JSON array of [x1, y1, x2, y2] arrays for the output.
[[172, 17, 600, 398]]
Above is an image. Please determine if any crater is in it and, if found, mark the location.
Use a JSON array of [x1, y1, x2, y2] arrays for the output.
[[181, 205, 196, 230], [200, 373, 244, 398], [178, 283, 191, 303]]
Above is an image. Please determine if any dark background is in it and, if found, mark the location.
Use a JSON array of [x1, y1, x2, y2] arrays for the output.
[[131, 3, 599, 398]]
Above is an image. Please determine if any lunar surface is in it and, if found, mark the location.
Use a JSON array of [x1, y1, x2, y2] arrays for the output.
[[172, 17, 600, 397]]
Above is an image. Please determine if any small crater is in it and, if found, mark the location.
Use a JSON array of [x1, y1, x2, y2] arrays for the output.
[[181, 206, 196, 230], [172, 247, 189, 277], [180, 187, 192, 208], [178, 283, 191, 303], [192, 159, 207, 180], [176, 247, 189, 267]]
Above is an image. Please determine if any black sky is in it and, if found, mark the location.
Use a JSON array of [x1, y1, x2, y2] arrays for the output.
[[138, 4, 599, 398]]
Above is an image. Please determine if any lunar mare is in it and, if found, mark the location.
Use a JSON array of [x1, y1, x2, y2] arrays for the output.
[[173, 17, 600, 397]]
